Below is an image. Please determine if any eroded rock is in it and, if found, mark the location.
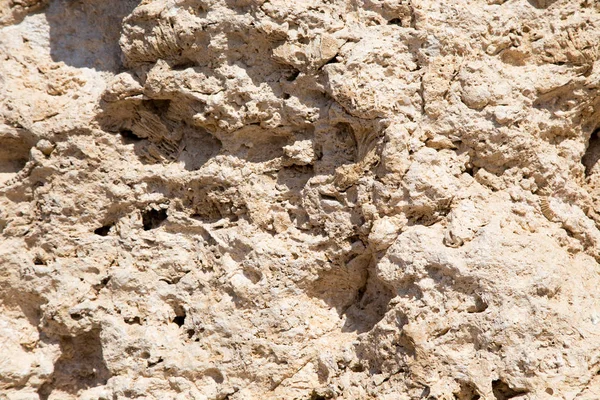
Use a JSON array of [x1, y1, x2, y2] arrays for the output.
[[2, 0, 600, 399]]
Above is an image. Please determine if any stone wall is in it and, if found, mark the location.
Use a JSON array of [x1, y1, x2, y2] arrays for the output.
[[2, 0, 600, 399]]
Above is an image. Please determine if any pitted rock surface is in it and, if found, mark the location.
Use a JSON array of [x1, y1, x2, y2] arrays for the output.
[[2, 1, 600, 399]]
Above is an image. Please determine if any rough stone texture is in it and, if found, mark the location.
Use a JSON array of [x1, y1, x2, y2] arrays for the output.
[[2, 0, 600, 399]]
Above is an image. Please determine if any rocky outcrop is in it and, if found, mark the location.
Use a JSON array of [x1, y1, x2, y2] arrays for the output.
[[2, 0, 600, 399]]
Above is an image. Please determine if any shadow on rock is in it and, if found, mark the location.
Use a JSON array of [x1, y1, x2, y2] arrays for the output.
[[38, 329, 111, 399], [46, 0, 139, 72]]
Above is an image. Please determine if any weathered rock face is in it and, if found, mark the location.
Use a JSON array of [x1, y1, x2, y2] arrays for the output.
[[2, 0, 600, 399]]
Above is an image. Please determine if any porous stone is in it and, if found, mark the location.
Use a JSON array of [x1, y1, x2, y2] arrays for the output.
[[2, 0, 600, 399]]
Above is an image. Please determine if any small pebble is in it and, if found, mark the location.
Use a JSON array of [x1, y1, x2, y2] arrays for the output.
[[36, 139, 55, 156]]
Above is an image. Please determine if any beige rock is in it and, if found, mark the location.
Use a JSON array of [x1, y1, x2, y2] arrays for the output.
[[368, 216, 402, 252], [2, 0, 600, 399]]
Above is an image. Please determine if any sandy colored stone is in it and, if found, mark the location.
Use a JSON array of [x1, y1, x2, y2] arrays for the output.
[[2, 0, 600, 399]]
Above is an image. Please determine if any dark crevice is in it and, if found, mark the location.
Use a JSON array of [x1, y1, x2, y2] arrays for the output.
[[173, 307, 186, 327], [159, 274, 184, 284], [355, 281, 367, 303], [148, 357, 163, 367], [320, 193, 340, 202], [94, 224, 113, 236], [33, 257, 46, 266], [350, 363, 365, 372], [93, 276, 111, 291], [314, 143, 323, 160], [323, 55, 339, 66], [69, 312, 83, 321], [286, 69, 301, 82], [142, 208, 168, 230], [142, 99, 171, 116], [119, 129, 142, 143], [173, 316, 185, 327], [125, 316, 142, 325], [171, 59, 196, 70]]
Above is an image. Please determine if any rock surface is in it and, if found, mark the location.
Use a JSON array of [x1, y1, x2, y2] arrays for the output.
[[2, 0, 600, 399]]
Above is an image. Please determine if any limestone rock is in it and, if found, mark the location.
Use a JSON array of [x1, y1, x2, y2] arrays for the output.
[[2, 0, 600, 399]]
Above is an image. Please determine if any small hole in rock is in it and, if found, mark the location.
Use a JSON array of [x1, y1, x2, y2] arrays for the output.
[[143, 99, 171, 115], [173, 312, 186, 327], [388, 18, 402, 25], [119, 129, 142, 142], [70, 312, 83, 321], [94, 225, 112, 236], [464, 165, 474, 177], [125, 316, 142, 325], [350, 363, 365, 372], [33, 257, 46, 266], [286, 69, 301, 82], [142, 208, 168, 230]]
